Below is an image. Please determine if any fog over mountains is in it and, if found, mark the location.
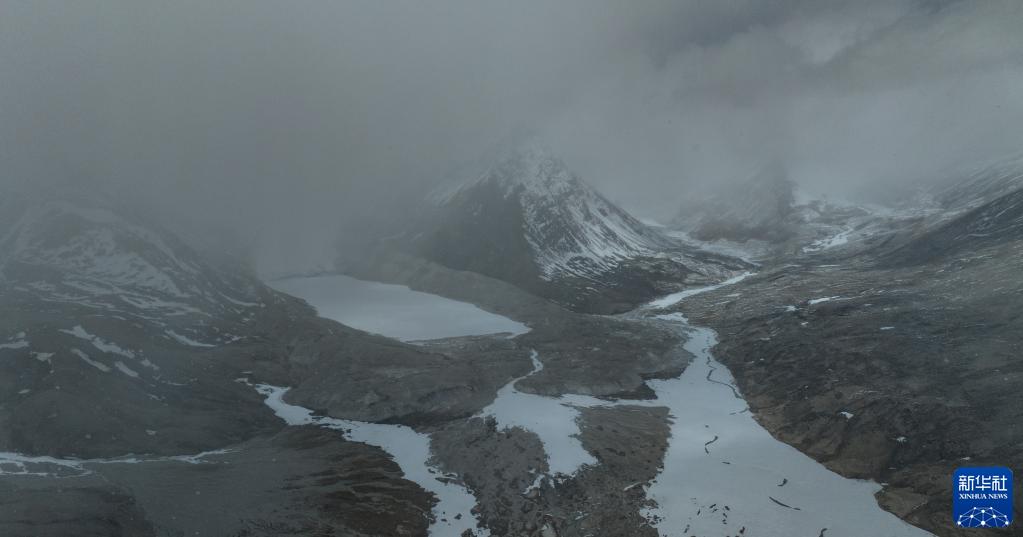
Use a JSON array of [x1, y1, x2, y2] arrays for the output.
[[2, 2, 1022, 537], [4, 1, 1023, 268]]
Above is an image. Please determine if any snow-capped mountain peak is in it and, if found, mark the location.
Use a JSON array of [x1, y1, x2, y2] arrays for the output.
[[432, 142, 667, 281], [0, 196, 263, 321]]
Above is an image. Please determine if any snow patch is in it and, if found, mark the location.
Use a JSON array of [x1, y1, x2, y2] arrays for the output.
[[0, 340, 29, 350], [804, 228, 854, 252], [166, 330, 216, 347], [60, 325, 137, 358], [114, 361, 140, 378], [71, 348, 110, 373]]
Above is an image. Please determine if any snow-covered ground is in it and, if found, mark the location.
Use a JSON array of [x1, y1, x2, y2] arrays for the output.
[[254, 384, 488, 537], [269, 274, 529, 341]]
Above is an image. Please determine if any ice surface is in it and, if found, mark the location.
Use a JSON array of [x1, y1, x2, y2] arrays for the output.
[[475, 275, 934, 535], [478, 351, 603, 477], [635, 284, 933, 536], [270, 274, 528, 341], [255, 384, 488, 537]]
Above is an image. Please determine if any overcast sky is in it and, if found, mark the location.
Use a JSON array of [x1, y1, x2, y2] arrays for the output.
[[2, 0, 1021, 269]]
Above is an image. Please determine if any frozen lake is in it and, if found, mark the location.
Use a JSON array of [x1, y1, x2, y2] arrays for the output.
[[270, 274, 529, 341], [639, 313, 933, 537], [475, 277, 933, 536]]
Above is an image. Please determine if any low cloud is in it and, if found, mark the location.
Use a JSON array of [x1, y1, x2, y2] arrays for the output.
[[2, 0, 1020, 265]]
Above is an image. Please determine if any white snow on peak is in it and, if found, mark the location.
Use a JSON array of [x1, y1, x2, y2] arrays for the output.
[[1, 200, 261, 320], [4, 203, 194, 297], [439, 143, 669, 280]]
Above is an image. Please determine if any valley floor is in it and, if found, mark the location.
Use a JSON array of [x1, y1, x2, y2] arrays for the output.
[[676, 243, 1023, 537]]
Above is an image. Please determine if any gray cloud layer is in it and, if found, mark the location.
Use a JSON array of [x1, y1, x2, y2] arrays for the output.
[[2, 1, 1021, 269]]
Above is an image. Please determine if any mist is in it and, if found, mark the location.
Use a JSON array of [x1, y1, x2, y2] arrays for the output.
[[2, 0, 1021, 272]]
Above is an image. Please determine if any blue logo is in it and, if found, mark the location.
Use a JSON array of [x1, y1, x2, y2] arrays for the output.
[[953, 467, 1013, 528]]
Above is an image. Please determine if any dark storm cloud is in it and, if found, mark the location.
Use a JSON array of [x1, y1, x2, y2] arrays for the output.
[[1, 1, 1021, 269]]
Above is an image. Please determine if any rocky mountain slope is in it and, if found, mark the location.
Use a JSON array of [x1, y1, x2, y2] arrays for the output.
[[407, 142, 748, 313]]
